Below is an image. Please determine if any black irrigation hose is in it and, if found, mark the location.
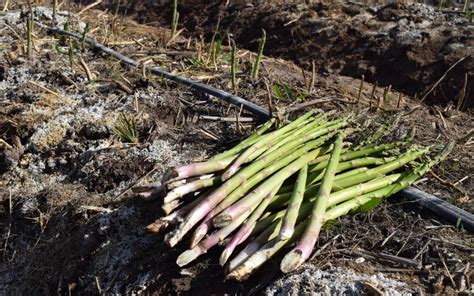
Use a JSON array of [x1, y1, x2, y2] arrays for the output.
[[42, 24, 473, 233], [399, 187, 474, 232], [44, 25, 271, 120]]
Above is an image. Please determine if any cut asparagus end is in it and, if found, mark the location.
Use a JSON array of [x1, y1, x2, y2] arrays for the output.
[[177, 247, 202, 267], [162, 199, 182, 215], [165, 230, 182, 247], [163, 190, 182, 204], [221, 166, 238, 181], [219, 248, 233, 266], [227, 243, 260, 273], [144, 219, 169, 233], [190, 224, 208, 248], [280, 249, 305, 273], [277, 228, 294, 241]]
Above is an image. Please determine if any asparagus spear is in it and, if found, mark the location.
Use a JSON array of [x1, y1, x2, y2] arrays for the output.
[[219, 182, 283, 265], [277, 156, 394, 195], [214, 146, 325, 228], [229, 143, 453, 279], [190, 135, 332, 247], [165, 119, 335, 247], [331, 146, 429, 190], [227, 173, 401, 274], [255, 116, 327, 160], [308, 142, 404, 170], [280, 133, 344, 273], [253, 174, 402, 237], [221, 111, 314, 180], [164, 175, 221, 203], [227, 219, 308, 281], [278, 164, 308, 240], [271, 147, 428, 206], [176, 202, 257, 267], [212, 118, 276, 160], [163, 128, 294, 184], [306, 156, 395, 185], [145, 191, 209, 233]]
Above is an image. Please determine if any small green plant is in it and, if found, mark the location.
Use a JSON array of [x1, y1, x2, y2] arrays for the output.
[[207, 18, 221, 66], [171, 0, 179, 38], [114, 0, 121, 17], [455, 217, 465, 231], [113, 113, 139, 144], [251, 29, 266, 80], [463, 0, 472, 19], [26, 12, 33, 58], [52, 0, 57, 20], [273, 83, 310, 101], [212, 38, 222, 67], [81, 24, 89, 50], [230, 39, 238, 91]]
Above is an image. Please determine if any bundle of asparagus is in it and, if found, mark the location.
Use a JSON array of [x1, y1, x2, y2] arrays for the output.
[[144, 111, 452, 280]]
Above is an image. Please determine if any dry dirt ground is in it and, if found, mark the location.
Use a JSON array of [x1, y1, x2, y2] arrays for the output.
[[0, 1, 473, 295]]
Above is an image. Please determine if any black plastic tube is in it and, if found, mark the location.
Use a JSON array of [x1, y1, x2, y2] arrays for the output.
[[399, 187, 474, 232]]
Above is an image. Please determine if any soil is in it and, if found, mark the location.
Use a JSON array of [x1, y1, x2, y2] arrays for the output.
[[0, 2, 473, 295], [93, 0, 473, 109]]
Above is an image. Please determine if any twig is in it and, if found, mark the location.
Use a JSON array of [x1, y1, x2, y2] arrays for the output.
[[456, 72, 468, 111], [3, 189, 12, 262], [114, 79, 133, 94], [79, 56, 94, 81], [380, 230, 397, 247], [76, 0, 102, 16], [438, 251, 456, 288], [95, 276, 102, 295], [413, 239, 430, 260], [2, 0, 9, 12], [310, 60, 316, 92], [429, 170, 469, 201], [369, 82, 377, 110], [453, 175, 469, 186], [397, 92, 403, 108], [0, 139, 13, 150], [356, 75, 364, 104], [421, 57, 467, 102], [166, 28, 184, 46], [351, 248, 422, 269], [198, 128, 220, 141], [435, 108, 447, 129], [199, 115, 253, 122], [80, 205, 112, 213], [264, 79, 273, 117], [28, 80, 61, 98], [235, 104, 244, 134], [311, 234, 340, 259]]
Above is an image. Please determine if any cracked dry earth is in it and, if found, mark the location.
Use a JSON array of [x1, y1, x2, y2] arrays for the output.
[[0, 3, 473, 295]]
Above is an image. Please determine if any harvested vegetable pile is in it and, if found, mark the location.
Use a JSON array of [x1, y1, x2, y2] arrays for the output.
[[143, 111, 452, 280]]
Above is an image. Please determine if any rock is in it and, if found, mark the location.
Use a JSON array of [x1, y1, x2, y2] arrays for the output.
[[79, 123, 110, 140], [265, 266, 414, 296]]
